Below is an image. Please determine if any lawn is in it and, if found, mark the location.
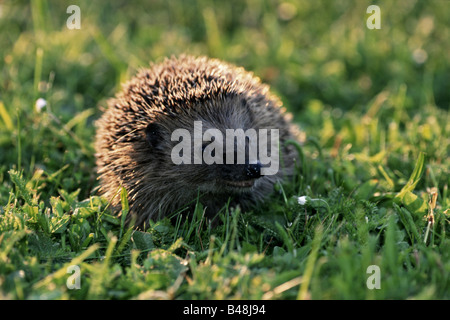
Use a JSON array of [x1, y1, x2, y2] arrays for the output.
[[0, 0, 449, 300]]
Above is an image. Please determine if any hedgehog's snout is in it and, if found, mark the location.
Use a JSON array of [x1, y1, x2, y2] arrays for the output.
[[217, 160, 262, 189], [244, 161, 262, 180]]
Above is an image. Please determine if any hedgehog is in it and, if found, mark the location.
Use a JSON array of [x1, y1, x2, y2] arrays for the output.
[[95, 55, 301, 228]]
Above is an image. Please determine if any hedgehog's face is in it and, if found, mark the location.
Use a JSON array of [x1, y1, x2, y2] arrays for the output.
[[143, 101, 277, 195]]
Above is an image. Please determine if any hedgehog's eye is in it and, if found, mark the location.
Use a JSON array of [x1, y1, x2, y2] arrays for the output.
[[145, 122, 164, 149]]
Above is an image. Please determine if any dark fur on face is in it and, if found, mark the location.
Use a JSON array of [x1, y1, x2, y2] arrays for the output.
[[95, 55, 301, 228]]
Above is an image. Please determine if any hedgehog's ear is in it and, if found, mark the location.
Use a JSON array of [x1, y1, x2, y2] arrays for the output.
[[145, 122, 164, 149]]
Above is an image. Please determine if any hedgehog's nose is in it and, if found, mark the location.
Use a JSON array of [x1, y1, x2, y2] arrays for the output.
[[244, 161, 262, 179]]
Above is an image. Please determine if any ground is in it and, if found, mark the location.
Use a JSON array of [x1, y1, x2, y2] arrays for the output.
[[0, 0, 449, 299]]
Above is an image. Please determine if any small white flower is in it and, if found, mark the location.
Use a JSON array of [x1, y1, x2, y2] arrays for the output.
[[297, 196, 308, 205], [35, 98, 47, 112], [296, 195, 331, 213]]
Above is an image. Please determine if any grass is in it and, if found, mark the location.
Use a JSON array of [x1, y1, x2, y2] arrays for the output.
[[0, 0, 449, 300]]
